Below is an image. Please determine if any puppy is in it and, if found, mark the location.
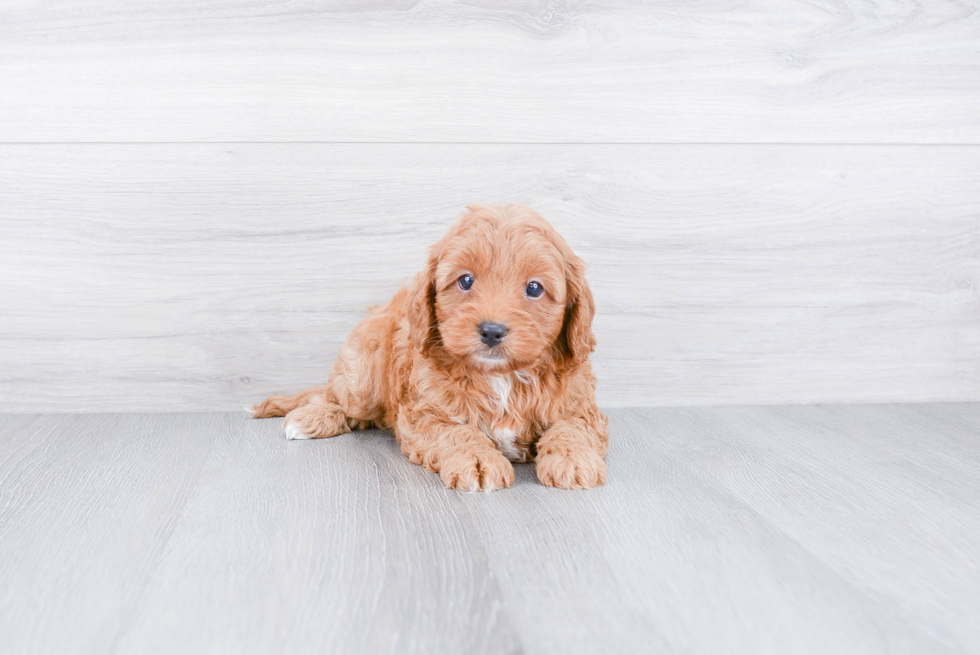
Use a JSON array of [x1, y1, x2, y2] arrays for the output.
[[251, 204, 608, 491]]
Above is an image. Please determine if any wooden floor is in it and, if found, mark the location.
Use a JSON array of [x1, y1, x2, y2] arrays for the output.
[[1, 405, 978, 654]]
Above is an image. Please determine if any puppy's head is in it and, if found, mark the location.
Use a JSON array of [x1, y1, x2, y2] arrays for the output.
[[409, 204, 595, 371]]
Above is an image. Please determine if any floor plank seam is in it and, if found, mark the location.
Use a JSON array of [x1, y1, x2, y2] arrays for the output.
[[104, 415, 221, 655], [448, 495, 529, 655], [614, 409, 955, 652]]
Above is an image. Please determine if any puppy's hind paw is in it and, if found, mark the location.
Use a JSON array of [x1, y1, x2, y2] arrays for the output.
[[284, 420, 314, 440], [282, 402, 351, 440]]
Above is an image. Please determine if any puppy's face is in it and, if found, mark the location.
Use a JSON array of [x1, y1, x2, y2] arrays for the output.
[[411, 205, 595, 372]]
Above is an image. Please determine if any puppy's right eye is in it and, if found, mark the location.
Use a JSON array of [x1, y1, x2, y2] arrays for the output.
[[457, 274, 474, 291]]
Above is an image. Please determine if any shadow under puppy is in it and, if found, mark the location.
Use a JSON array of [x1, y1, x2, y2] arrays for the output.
[[251, 204, 608, 491]]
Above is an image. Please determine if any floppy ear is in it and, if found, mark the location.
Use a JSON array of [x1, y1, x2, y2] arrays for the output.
[[408, 251, 440, 356], [559, 254, 596, 366]]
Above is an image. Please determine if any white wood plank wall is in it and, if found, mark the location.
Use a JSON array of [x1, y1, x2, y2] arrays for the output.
[[1, 1, 978, 412]]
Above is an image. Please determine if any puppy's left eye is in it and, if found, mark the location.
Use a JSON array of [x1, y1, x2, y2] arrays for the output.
[[525, 281, 544, 298]]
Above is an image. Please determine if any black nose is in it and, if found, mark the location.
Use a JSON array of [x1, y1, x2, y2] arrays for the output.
[[478, 321, 509, 347]]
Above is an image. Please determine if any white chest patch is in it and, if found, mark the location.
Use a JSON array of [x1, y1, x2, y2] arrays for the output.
[[491, 427, 523, 462], [486, 374, 525, 461], [489, 375, 512, 414]]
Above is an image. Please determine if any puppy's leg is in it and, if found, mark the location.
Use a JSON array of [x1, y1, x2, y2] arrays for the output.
[[275, 309, 390, 440], [397, 410, 514, 492], [535, 414, 609, 490], [250, 386, 330, 418]]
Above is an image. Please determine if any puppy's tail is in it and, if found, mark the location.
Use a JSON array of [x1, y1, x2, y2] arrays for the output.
[[248, 385, 331, 418]]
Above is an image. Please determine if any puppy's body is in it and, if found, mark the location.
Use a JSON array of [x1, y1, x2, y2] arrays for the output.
[[253, 204, 608, 491]]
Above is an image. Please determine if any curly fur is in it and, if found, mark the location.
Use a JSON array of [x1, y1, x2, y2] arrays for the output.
[[251, 204, 608, 491]]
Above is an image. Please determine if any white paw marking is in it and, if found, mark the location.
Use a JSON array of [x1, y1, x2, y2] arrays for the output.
[[284, 420, 313, 440], [243, 404, 257, 418]]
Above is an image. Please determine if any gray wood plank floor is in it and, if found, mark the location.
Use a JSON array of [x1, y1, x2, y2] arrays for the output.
[[1, 405, 977, 654]]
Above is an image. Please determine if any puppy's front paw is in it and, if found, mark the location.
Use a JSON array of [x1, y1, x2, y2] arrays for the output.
[[439, 447, 514, 492], [535, 446, 607, 490]]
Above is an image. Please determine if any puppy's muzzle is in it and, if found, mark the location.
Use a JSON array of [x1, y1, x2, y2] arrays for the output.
[[478, 321, 509, 347]]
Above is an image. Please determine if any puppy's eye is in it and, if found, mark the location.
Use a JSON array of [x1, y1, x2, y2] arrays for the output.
[[458, 274, 474, 291], [525, 281, 544, 298]]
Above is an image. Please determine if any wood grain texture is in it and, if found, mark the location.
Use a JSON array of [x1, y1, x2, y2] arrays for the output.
[[2, 405, 978, 653], [2, 143, 978, 412], [459, 409, 959, 654], [113, 414, 519, 655], [1, 0, 979, 143], [626, 404, 980, 650], [0, 413, 219, 655]]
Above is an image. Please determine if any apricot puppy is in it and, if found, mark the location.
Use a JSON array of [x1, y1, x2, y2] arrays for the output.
[[251, 204, 608, 491]]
